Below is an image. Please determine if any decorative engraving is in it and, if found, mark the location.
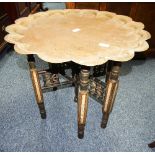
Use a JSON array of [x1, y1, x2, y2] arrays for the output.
[[89, 78, 106, 104], [5, 9, 150, 66], [43, 72, 60, 87]]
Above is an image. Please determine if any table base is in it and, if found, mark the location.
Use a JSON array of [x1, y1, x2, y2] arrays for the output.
[[27, 54, 121, 139]]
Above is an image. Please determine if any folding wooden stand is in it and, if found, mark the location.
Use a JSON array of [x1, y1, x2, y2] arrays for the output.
[[27, 54, 121, 139]]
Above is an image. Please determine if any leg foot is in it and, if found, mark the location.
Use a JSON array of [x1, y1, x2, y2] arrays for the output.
[[38, 103, 46, 119], [101, 113, 109, 128], [78, 124, 85, 139], [148, 141, 155, 148], [41, 112, 46, 119]]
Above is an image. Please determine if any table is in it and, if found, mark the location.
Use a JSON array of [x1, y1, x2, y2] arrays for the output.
[[4, 9, 151, 139]]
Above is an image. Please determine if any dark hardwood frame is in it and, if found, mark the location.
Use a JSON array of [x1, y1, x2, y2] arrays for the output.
[[26, 52, 121, 139]]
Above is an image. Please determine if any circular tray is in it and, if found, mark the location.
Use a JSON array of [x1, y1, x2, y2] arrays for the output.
[[5, 9, 151, 66]]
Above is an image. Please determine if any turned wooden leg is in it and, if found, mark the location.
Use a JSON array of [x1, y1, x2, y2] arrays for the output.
[[71, 62, 80, 102], [27, 55, 46, 119], [78, 68, 90, 139], [101, 61, 121, 128], [105, 60, 113, 83]]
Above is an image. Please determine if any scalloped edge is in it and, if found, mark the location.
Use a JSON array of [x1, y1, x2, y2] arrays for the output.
[[4, 9, 151, 66]]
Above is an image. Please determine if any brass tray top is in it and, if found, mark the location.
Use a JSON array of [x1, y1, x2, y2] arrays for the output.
[[5, 9, 151, 66]]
